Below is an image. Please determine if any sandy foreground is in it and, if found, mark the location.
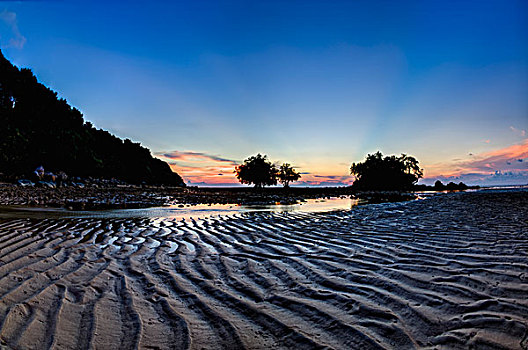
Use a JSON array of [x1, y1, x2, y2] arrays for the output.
[[0, 190, 526, 350]]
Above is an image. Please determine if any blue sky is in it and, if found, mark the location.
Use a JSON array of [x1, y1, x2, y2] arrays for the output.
[[1, 0, 527, 186]]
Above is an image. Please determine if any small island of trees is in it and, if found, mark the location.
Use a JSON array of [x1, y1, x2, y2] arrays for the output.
[[234, 151, 474, 192], [350, 152, 423, 190], [235, 154, 301, 188], [278, 163, 301, 188]]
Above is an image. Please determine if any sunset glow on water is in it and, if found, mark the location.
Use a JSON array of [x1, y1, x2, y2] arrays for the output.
[[0, 197, 362, 220]]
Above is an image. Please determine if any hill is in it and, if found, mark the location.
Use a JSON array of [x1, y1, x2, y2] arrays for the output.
[[0, 50, 184, 186]]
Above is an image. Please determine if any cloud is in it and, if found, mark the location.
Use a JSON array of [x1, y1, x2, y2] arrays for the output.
[[158, 144, 527, 187], [457, 140, 527, 173], [159, 150, 237, 164], [510, 126, 526, 138], [156, 150, 240, 186], [156, 150, 354, 187], [424, 171, 528, 187], [422, 139, 528, 185], [292, 173, 353, 187], [0, 10, 26, 49]]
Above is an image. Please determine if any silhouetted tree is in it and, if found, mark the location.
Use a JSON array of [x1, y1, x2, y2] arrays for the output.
[[350, 151, 423, 190], [277, 163, 301, 188], [0, 50, 184, 185], [446, 182, 458, 190], [401, 153, 423, 178], [434, 180, 445, 190], [458, 182, 468, 190], [235, 154, 277, 188]]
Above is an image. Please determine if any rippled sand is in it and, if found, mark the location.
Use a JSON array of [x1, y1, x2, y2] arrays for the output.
[[0, 190, 527, 349]]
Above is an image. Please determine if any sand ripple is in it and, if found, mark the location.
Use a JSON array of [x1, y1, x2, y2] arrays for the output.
[[0, 190, 527, 349]]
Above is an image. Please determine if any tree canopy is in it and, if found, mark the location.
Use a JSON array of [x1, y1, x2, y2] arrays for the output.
[[350, 151, 423, 190], [235, 154, 277, 188], [0, 50, 184, 185], [277, 163, 301, 188]]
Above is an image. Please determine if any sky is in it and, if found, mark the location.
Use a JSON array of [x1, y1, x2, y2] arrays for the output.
[[0, 0, 526, 186]]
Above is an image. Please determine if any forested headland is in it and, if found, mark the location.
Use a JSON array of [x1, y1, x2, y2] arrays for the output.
[[0, 50, 184, 186]]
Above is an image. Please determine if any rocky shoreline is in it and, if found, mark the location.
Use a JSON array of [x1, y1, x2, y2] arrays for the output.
[[0, 183, 419, 210]]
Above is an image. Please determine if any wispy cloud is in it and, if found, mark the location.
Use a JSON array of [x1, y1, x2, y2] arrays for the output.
[[422, 139, 528, 185], [0, 10, 26, 49], [425, 171, 528, 187], [156, 150, 355, 187], [158, 144, 528, 187], [510, 126, 526, 138], [156, 150, 240, 186], [292, 173, 353, 187], [159, 150, 237, 164], [459, 139, 527, 174]]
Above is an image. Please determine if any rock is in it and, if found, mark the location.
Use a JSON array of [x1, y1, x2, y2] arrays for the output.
[[17, 179, 35, 187], [43, 172, 56, 182], [37, 181, 56, 189]]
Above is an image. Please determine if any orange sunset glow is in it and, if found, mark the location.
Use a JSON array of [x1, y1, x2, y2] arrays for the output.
[[422, 139, 528, 185], [157, 137, 528, 187]]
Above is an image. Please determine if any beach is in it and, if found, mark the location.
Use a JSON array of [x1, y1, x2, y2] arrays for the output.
[[0, 189, 527, 349]]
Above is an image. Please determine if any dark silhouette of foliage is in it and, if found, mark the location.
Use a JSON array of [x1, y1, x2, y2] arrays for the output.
[[350, 151, 423, 190], [235, 154, 277, 188], [457, 182, 468, 190], [0, 50, 184, 185], [445, 181, 468, 191], [277, 163, 301, 188], [415, 180, 474, 191], [434, 180, 445, 190]]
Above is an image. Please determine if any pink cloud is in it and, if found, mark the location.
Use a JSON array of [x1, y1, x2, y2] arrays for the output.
[[156, 150, 240, 185], [423, 139, 528, 185], [157, 150, 354, 187], [159, 151, 238, 164], [292, 173, 353, 187]]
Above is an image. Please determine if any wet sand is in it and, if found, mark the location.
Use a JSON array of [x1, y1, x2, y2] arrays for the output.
[[0, 190, 527, 349]]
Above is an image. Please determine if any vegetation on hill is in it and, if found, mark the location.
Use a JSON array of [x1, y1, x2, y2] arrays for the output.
[[350, 151, 423, 190], [0, 50, 184, 185]]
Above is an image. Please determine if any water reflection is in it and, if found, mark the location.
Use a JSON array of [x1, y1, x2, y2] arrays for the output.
[[239, 197, 363, 213], [0, 197, 362, 220]]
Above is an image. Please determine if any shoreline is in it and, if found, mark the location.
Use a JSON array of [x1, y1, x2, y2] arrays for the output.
[[0, 197, 359, 220], [1, 183, 523, 219]]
